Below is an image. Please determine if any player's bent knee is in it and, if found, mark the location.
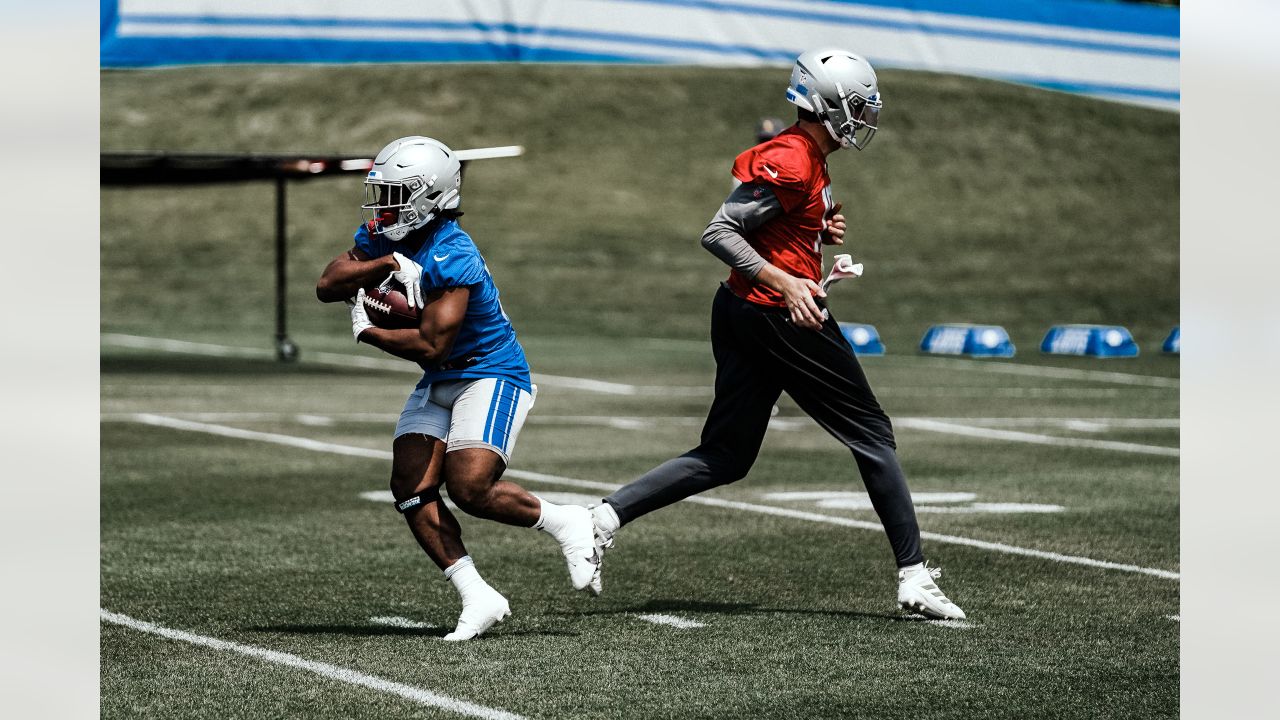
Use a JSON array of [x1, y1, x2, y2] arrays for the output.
[[443, 476, 490, 514], [690, 447, 754, 485]]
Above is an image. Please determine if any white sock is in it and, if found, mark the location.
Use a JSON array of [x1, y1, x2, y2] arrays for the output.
[[531, 496, 576, 542], [592, 502, 621, 534], [444, 556, 490, 604], [898, 562, 925, 579]]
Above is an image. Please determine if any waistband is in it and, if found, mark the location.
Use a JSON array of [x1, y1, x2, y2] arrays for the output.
[[719, 282, 827, 315]]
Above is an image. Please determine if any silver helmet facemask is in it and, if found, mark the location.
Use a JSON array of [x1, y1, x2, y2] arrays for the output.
[[820, 85, 881, 150], [361, 173, 452, 241]]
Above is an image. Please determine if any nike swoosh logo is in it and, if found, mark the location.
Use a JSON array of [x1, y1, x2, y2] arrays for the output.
[[433, 254, 450, 262], [762, 164, 779, 179]]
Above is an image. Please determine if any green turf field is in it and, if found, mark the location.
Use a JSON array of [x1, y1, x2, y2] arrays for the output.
[[101, 64, 1178, 719]]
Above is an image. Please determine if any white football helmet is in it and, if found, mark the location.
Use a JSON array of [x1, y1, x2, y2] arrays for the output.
[[785, 48, 883, 150], [362, 136, 462, 241]]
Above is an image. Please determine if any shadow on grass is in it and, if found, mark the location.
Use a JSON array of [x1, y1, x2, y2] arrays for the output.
[[245, 623, 578, 639], [561, 598, 918, 624], [101, 353, 403, 378]]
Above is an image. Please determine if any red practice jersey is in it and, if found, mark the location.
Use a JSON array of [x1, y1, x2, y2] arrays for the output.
[[726, 125, 834, 307]]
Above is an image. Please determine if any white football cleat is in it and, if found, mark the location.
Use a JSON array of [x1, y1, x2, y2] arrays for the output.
[[897, 563, 967, 621], [587, 504, 618, 596], [443, 587, 511, 641], [555, 505, 601, 593]]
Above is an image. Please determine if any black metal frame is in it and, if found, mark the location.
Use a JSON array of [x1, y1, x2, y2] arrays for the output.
[[102, 153, 380, 361], [101, 152, 490, 361]]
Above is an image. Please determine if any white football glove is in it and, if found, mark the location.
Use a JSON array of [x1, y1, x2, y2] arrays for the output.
[[350, 288, 373, 342], [386, 251, 425, 309]]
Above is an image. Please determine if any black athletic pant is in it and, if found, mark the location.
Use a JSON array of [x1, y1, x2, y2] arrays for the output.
[[605, 284, 924, 567]]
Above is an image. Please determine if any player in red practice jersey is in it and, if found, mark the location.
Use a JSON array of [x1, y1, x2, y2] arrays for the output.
[[589, 49, 966, 620]]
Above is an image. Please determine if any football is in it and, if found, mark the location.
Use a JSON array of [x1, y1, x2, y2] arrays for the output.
[[362, 282, 420, 329]]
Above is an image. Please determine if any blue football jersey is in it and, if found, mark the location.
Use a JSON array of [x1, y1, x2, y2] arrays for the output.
[[354, 219, 532, 392]]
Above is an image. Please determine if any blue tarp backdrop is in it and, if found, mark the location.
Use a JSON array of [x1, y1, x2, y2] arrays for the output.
[[101, 0, 1179, 110]]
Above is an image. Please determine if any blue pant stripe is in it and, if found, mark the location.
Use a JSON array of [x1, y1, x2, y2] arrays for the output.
[[482, 380, 505, 446], [493, 383, 518, 450], [498, 388, 521, 451]]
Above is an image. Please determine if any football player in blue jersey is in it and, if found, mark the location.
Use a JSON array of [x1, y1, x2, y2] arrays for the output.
[[316, 136, 600, 640]]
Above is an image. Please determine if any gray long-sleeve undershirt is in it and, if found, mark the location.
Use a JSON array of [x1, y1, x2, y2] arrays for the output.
[[700, 183, 785, 279]]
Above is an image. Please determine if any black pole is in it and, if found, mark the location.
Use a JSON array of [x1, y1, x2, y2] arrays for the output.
[[274, 176, 298, 361]]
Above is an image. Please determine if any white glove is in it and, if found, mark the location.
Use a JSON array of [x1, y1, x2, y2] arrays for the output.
[[350, 288, 373, 342], [386, 251, 425, 309]]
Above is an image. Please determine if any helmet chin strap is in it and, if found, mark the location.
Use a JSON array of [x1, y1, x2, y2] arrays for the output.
[[377, 210, 443, 242], [817, 110, 851, 149], [808, 92, 849, 149]]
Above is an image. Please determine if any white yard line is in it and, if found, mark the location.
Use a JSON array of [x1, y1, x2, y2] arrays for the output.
[[877, 387, 1129, 399], [105, 411, 1178, 452], [131, 413, 392, 459], [102, 412, 401, 423], [764, 491, 978, 503], [112, 415, 1179, 581], [100, 609, 524, 720], [369, 616, 436, 629], [124, 409, 1172, 453], [529, 374, 638, 395], [913, 417, 1179, 429], [895, 418, 1179, 457], [102, 333, 640, 395], [522, 414, 1177, 439], [678, 495, 1179, 580], [635, 614, 706, 629], [102, 333, 272, 358], [102, 334, 1179, 398]]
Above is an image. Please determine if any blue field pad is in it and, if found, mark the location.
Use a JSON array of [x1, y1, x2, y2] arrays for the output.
[[919, 324, 1015, 358], [838, 322, 886, 355], [1041, 324, 1139, 357]]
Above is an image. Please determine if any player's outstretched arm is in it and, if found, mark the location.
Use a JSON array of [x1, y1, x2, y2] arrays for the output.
[[355, 286, 469, 365], [316, 247, 399, 303]]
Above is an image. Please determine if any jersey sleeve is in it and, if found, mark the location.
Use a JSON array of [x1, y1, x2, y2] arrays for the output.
[[352, 222, 392, 259], [423, 243, 487, 289], [731, 142, 812, 212], [701, 183, 785, 278]]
